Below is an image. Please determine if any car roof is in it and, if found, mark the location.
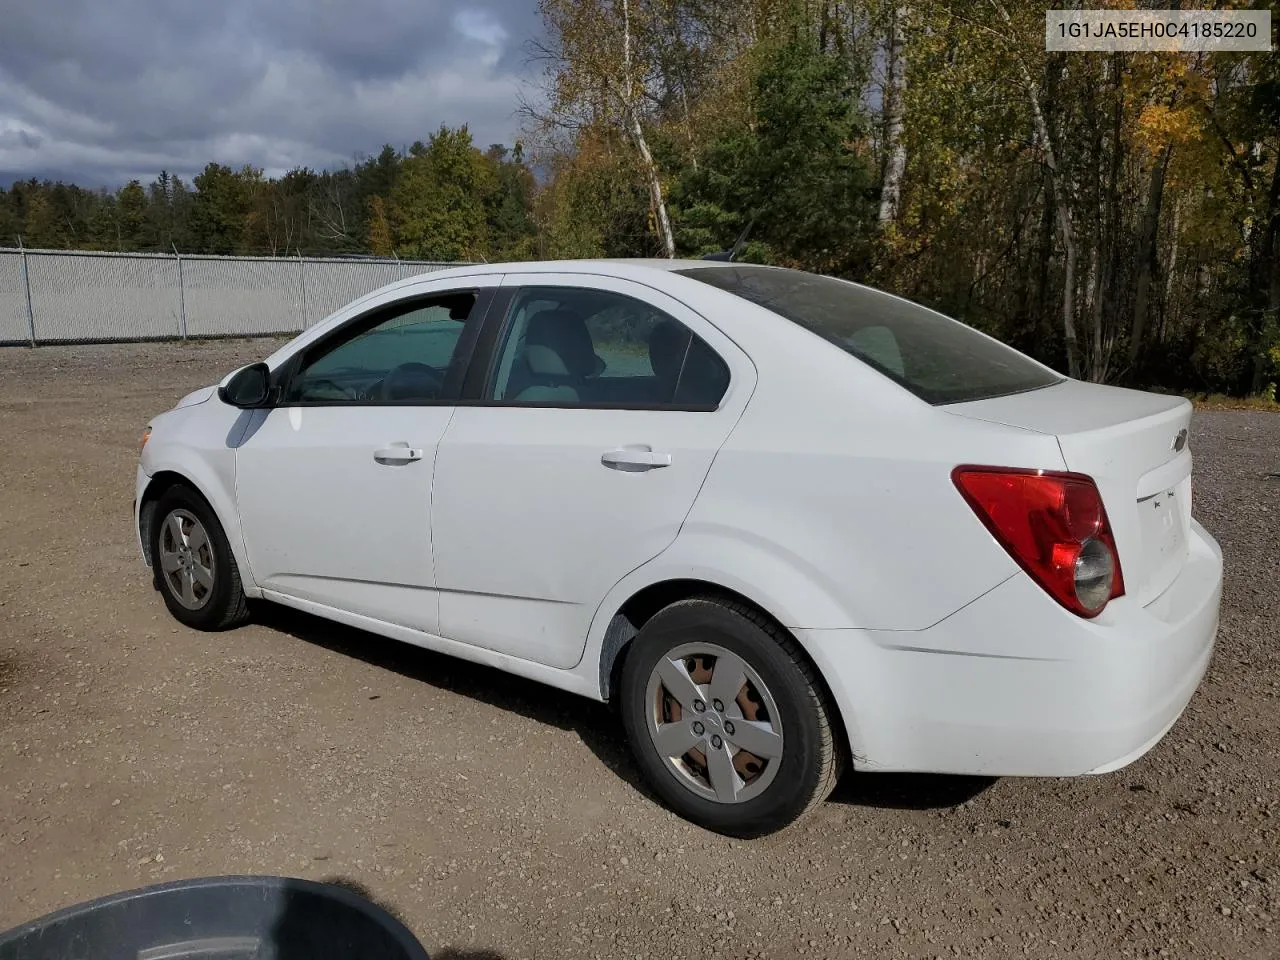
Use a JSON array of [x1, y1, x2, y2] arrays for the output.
[[372, 257, 743, 297], [471, 257, 714, 273]]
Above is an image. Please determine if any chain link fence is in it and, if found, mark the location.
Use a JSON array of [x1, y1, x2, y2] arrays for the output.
[[0, 248, 462, 345]]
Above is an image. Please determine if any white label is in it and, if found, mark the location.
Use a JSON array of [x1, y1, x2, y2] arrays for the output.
[[1046, 10, 1272, 52]]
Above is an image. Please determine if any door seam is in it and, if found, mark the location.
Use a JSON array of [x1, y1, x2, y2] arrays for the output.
[[568, 367, 761, 672], [429, 405, 460, 591]]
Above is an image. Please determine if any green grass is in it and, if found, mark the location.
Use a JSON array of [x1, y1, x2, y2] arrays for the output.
[[1186, 392, 1280, 412]]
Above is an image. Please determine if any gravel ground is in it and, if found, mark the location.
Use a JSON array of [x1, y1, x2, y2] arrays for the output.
[[0, 339, 1277, 960]]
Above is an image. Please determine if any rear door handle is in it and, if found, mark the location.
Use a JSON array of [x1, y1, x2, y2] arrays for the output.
[[374, 443, 423, 464], [601, 446, 672, 471]]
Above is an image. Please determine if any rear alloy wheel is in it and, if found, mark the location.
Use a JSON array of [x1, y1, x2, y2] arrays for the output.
[[150, 484, 250, 631], [620, 597, 841, 837], [645, 642, 785, 804]]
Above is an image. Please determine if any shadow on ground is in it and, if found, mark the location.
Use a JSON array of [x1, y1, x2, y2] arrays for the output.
[[254, 602, 634, 779], [303, 876, 508, 959], [318, 876, 411, 923], [829, 772, 994, 810], [258, 604, 995, 815]]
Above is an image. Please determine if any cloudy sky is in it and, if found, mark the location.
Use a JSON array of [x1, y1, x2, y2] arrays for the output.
[[0, 0, 544, 188]]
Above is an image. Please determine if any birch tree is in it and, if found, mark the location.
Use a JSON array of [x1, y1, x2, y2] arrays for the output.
[[877, 4, 909, 227], [538, 0, 676, 256]]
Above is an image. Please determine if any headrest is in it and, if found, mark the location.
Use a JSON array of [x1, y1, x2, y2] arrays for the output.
[[524, 310, 598, 378], [648, 319, 689, 380]]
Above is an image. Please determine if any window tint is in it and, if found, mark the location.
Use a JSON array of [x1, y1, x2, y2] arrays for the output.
[[488, 287, 729, 408], [285, 293, 476, 403], [677, 265, 1062, 405]]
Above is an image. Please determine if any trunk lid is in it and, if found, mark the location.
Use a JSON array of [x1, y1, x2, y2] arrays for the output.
[[947, 380, 1193, 605]]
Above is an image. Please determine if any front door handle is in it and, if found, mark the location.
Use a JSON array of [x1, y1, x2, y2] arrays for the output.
[[374, 443, 423, 464], [601, 446, 672, 472]]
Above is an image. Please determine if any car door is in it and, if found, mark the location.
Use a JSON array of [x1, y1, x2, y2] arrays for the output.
[[430, 273, 756, 669], [234, 279, 499, 634]]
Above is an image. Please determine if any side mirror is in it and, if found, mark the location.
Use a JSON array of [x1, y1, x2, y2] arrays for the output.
[[218, 363, 273, 408]]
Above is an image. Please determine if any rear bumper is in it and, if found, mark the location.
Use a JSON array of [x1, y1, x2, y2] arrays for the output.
[[802, 519, 1222, 777]]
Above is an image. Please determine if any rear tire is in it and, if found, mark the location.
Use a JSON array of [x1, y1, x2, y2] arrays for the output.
[[150, 484, 250, 631], [619, 596, 841, 837]]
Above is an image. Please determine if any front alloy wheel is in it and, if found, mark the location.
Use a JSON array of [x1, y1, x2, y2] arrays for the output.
[[157, 508, 216, 610], [149, 483, 250, 631]]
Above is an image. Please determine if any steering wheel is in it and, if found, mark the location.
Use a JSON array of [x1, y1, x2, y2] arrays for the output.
[[379, 362, 445, 402]]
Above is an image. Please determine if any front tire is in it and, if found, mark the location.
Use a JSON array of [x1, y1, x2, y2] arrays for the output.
[[150, 484, 250, 631], [619, 597, 841, 837]]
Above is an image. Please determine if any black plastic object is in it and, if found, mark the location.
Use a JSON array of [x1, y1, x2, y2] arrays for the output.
[[0, 875, 430, 960]]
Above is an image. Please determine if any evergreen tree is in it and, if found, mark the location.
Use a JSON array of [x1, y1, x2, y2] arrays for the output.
[[390, 125, 496, 261]]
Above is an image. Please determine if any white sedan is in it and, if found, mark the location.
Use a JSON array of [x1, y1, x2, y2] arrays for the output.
[[135, 259, 1223, 837]]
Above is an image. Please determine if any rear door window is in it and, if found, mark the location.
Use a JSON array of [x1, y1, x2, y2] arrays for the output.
[[485, 286, 730, 409], [677, 265, 1062, 405]]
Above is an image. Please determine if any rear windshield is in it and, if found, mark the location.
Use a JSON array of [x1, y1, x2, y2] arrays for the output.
[[677, 265, 1062, 405]]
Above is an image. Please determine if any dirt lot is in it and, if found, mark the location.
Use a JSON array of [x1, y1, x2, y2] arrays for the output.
[[1, 339, 1277, 959]]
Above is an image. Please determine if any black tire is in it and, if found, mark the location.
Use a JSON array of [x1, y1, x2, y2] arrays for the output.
[[150, 484, 251, 631], [619, 596, 841, 838]]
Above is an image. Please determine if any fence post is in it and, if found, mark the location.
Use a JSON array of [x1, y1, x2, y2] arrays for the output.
[[297, 251, 307, 330], [173, 245, 188, 341], [18, 238, 36, 346]]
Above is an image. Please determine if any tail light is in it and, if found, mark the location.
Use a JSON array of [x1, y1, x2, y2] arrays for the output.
[[952, 466, 1124, 618]]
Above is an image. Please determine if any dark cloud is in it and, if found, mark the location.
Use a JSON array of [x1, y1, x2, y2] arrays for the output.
[[0, 0, 543, 188]]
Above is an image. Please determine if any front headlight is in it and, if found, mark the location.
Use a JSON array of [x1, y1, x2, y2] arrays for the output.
[[139, 425, 152, 453]]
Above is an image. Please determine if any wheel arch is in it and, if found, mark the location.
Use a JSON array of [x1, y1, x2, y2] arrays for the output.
[[138, 463, 258, 595], [592, 575, 863, 767], [139, 471, 193, 566]]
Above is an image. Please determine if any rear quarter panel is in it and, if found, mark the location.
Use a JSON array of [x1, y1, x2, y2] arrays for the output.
[[655, 284, 1070, 631]]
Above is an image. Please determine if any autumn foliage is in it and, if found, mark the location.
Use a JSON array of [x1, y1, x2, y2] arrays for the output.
[[3, 0, 1278, 397]]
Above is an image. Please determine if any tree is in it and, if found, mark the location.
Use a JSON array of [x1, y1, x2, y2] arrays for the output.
[[117, 180, 149, 250], [247, 167, 315, 255], [355, 145, 402, 215], [537, 0, 677, 256], [191, 163, 253, 254], [877, 4, 910, 228], [389, 125, 496, 261], [309, 168, 361, 252], [148, 172, 194, 251], [86, 194, 120, 251], [485, 143, 538, 260], [366, 195, 395, 257], [0, 190, 17, 244], [1126, 54, 1203, 367], [20, 187, 61, 248], [670, 34, 876, 274], [1229, 48, 1280, 393], [535, 129, 653, 259]]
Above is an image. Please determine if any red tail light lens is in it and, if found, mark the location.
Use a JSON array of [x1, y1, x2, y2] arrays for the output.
[[952, 466, 1125, 618]]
